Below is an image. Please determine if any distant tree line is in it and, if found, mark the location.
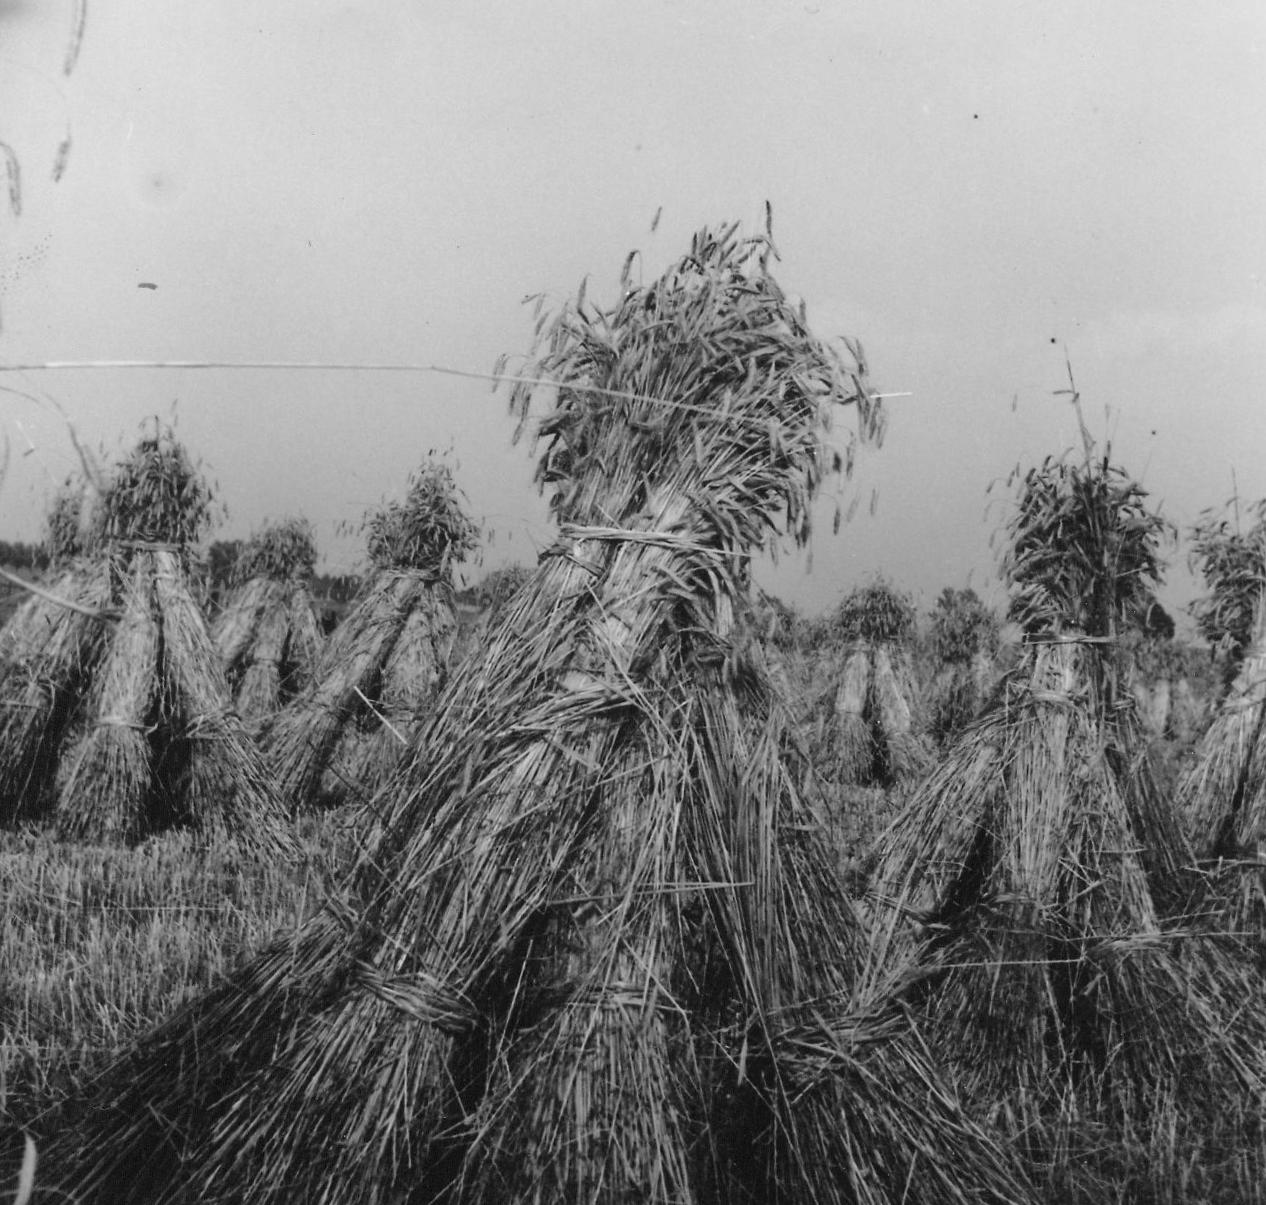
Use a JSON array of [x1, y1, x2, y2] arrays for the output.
[[313, 573, 363, 604], [0, 541, 49, 571]]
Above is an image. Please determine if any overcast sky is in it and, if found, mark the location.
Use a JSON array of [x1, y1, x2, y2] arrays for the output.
[[1, 1, 1263, 624]]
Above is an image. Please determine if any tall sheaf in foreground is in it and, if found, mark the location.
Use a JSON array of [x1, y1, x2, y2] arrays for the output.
[[42, 224, 1030, 1205]]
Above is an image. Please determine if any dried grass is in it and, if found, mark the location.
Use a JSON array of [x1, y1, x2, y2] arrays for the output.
[[928, 651, 998, 748], [1178, 599, 1266, 936], [1002, 454, 1171, 640], [14, 536, 294, 849], [233, 595, 291, 725], [832, 578, 915, 645], [926, 589, 1001, 747], [0, 561, 114, 824], [214, 573, 324, 729], [91, 425, 218, 552], [264, 465, 471, 810], [1188, 498, 1266, 669], [866, 640, 1265, 1150], [285, 582, 323, 691], [53, 558, 158, 842], [829, 642, 874, 783], [230, 518, 318, 586], [43, 222, 1030, 1205], [864, 438, 1265, 1188], [364, 457, 479, 576], [211, 575, 274, 673], [266, 570, 445, 810], [44, 476, 91, 565], [150, 549, 289, 849], [335, 588, 455, 801], [817, 639, 930, 788], [1180, 604, 1266, 852], [3, 428, 281, 841], [0, 566, 91, 670]]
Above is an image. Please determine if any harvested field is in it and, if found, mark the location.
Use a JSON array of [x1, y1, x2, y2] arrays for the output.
[[0, 229, 1258, 1205]]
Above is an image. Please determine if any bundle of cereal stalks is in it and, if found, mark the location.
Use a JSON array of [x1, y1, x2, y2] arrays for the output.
[[1188, 498, 1266, 684], [926, 586, 1000, 747], [212, 518, 322, 729], [0, 474, 113, 818], [43, 473, 96, 565], [0, 474, 104, 768], [44, 223, 1033, 1205], [1124, 629, 1209, 744], [263, 459, 476, 811], [0, 562, 112, 824], [816, 578, 932, 786], [1177, 502, 1266, 932], [863, 444, 1266, 1190], [0, 426, 290, 848]]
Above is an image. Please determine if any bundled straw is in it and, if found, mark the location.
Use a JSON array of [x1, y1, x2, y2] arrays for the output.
[[1178, 593, 1266, 932], [815, 580, 931, 786], [0, 562, 113, 824], [212, 520, 323, 728], [43, 475, 93, 565], [232, 583, 319, 721], [1002, 453, 1173, 641], [229, 516, 319, 586], [1172, 499, 1266, 936], [212, 576, 273, 680], [363, 458, 480, 576], [90, 423, 218, 554], [1188, 498, 1266, 673], [53, 556, 159, 842], [1, 477, 117, 821], [927, 587, 1000, 747], [864, 444, 1266, 1190], [1123, 629, 1209, 743], [148, 548, 289, 843], [318, 582, 455, 804], [264, 463, 470, 811], [829, 641, 874, 782], [44, 222, 1032, 1205], [833, 577, 916, 645], [1, 426, 290, 848]]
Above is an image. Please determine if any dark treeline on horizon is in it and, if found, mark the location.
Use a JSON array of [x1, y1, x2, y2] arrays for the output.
[[0, 540, 48, 571]]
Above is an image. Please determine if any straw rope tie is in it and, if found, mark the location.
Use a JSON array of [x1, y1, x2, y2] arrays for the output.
[[0, 567, 118, 622], [1025, 633, 1115, 646], [95, 717, 151, 732], [380, 567, 444, 586], [111, 539, 183, 553], [1219, 679, 1266, 712], [354, 964, 479, 1033], [183, 711, 232, 739], [555, 523, 743, 560], [1025, 690, 1078, 706], [565, 981, 672, 1012]]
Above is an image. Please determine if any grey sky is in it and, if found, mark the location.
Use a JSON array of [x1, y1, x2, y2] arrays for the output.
[[2, 1, 1263, 623]]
